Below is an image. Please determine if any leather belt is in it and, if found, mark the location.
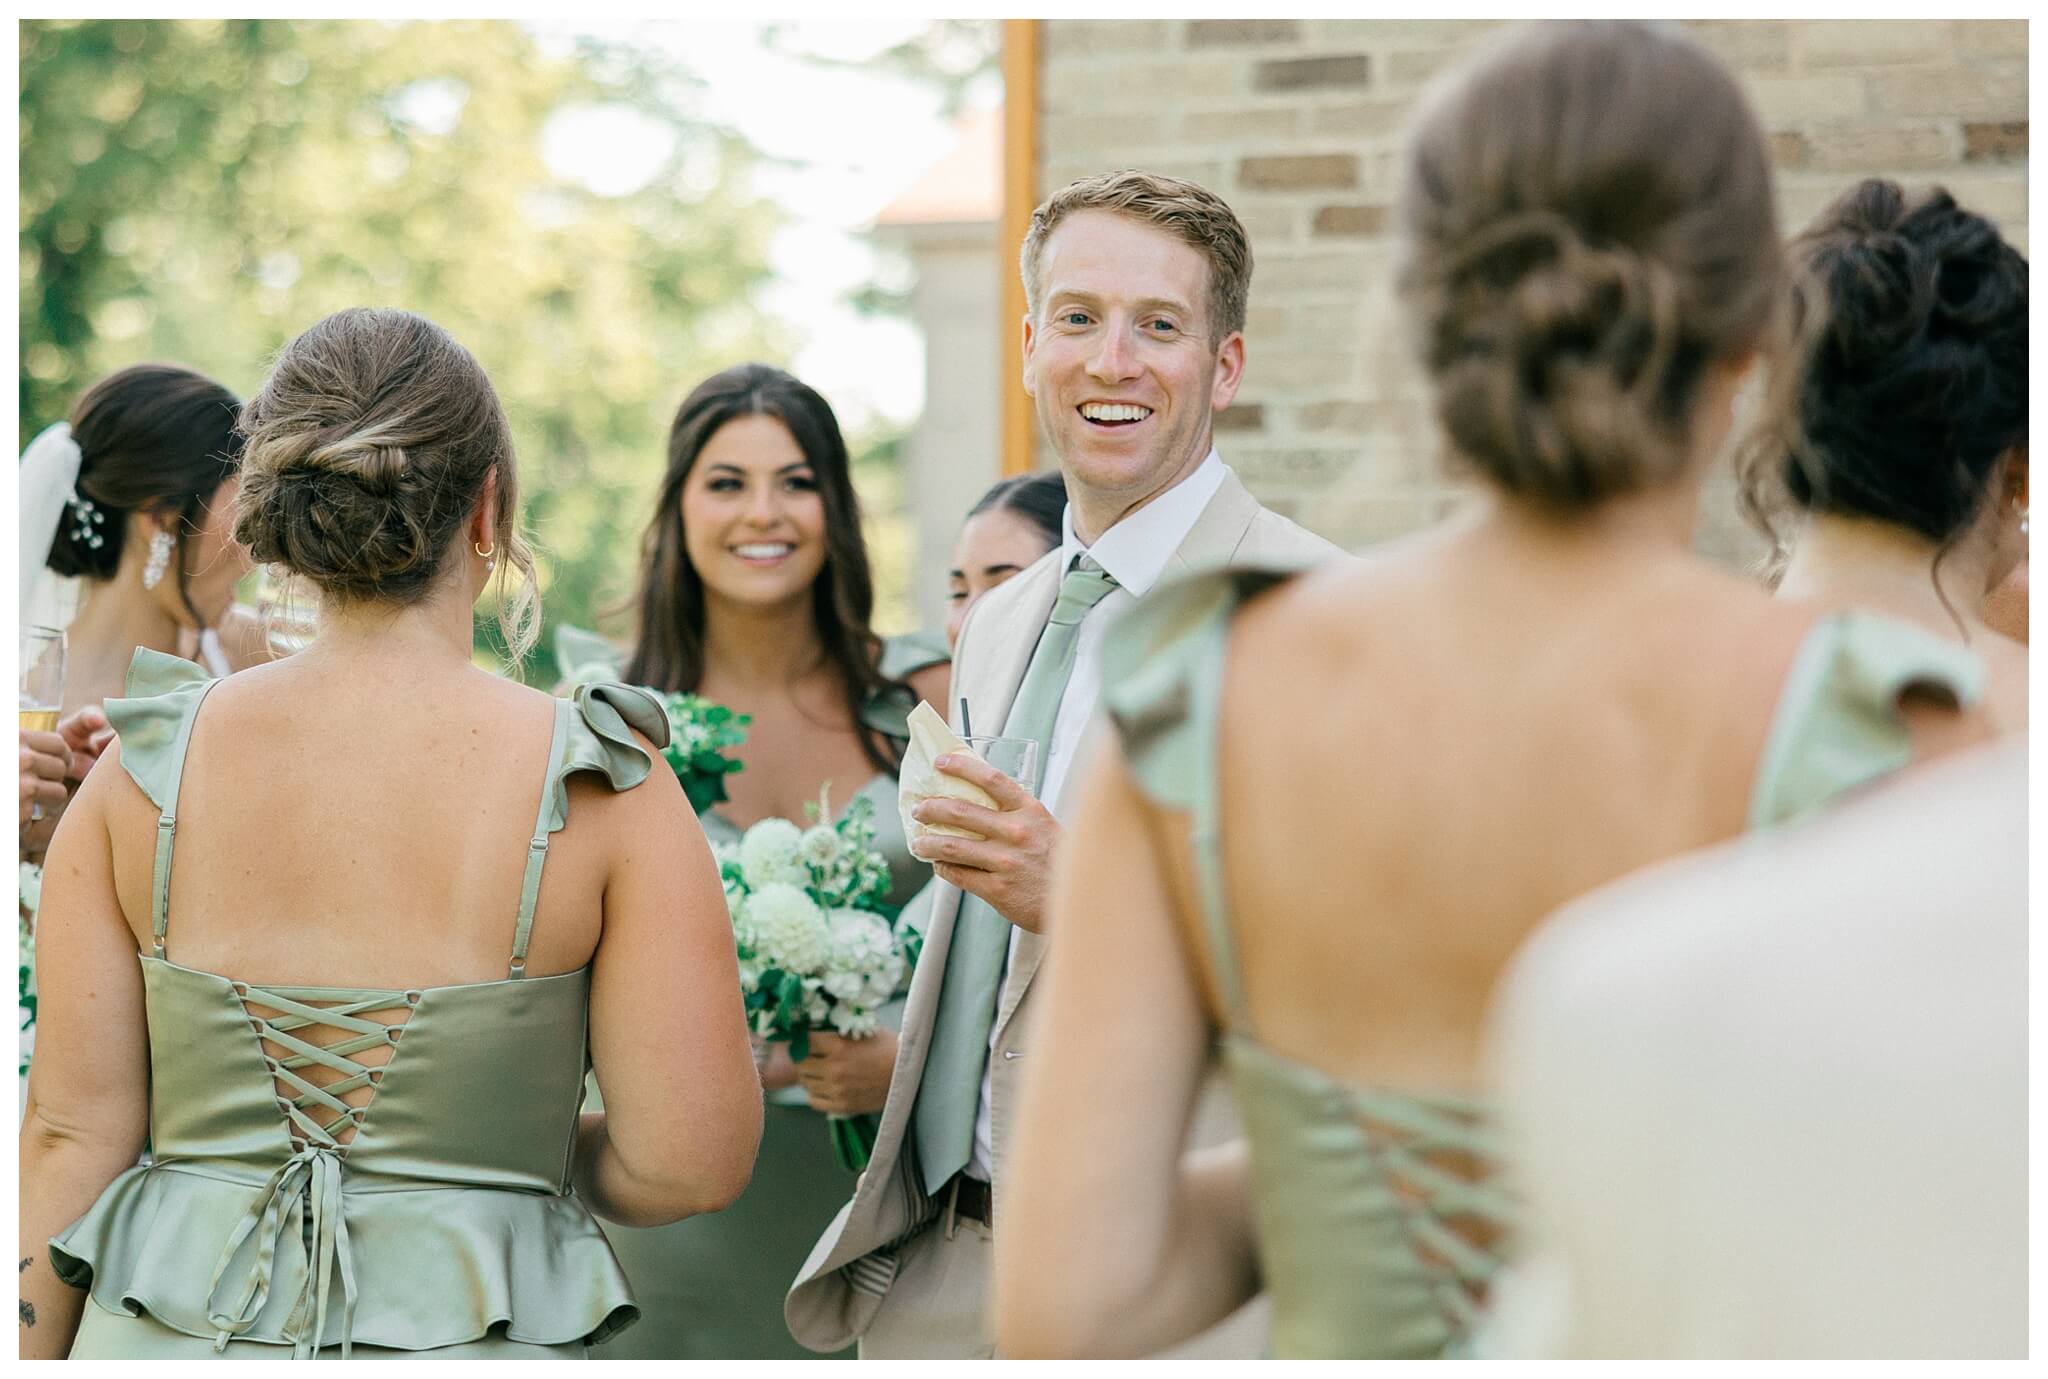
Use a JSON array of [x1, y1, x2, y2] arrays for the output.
[[943, 1173, 993, 1231]]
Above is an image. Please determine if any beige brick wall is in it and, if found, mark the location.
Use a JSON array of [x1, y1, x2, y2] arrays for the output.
[[1034, 18, 2028, 560]]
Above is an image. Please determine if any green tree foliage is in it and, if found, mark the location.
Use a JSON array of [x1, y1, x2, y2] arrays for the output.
[[21, 19, 790, 682]]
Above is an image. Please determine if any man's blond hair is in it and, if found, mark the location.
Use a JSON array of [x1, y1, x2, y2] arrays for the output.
[[1019, 170, 1253, 342]]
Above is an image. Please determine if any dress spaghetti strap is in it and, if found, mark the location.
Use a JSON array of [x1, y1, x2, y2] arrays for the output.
[[103, 649, 223, 960], [509, 698, 574, 978]]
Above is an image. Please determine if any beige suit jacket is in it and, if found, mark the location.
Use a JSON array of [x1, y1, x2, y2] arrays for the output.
[[784, 466, 1343, 1353]]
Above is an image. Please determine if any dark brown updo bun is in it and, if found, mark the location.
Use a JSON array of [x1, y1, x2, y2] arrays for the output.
[[1399, 20, 1782, 509], [50, 365, 242, 631], [1756, 180, 2027, 545], [234, 308, 539, 656]]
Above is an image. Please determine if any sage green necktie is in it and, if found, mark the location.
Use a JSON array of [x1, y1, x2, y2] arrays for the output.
[[912, 556, 1120, 1191]]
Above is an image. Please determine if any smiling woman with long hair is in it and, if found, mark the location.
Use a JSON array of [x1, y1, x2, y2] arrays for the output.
[[560, 362, 947, 1360]]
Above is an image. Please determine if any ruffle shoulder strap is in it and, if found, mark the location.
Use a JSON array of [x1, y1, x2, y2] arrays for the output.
[[540, 682, 672, 836], [1100, 565, 1299, 812], [1748, 610, 1987, 829], [104, 647, 219, 813]]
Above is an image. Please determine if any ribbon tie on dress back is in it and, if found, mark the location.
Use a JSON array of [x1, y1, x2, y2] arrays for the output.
[[204, 1140, 359, 1359]]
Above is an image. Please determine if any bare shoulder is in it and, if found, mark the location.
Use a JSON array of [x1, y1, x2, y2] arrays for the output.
[[1978, 632, 2029, 734], [1228, 522, 1450, 664], [72, 731, 138, 822], [1648, 558, 1819, 660], [468, 664, 565, 714]]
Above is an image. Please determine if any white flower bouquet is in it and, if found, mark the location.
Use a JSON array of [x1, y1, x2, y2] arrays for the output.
[[720, 789, 920, 1170]]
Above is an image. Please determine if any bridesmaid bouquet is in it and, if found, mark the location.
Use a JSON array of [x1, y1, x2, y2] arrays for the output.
[[719, 790, 920, 1171], [655, 691, 750, 814]]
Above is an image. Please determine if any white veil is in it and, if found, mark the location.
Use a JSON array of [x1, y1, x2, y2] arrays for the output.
[[18, 421, 85, 633]]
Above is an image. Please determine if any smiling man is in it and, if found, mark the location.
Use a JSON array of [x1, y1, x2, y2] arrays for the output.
[[786, 170, 1344, 1359]]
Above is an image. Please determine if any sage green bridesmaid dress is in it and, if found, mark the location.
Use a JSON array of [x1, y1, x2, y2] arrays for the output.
[[1098, 568, 1985, 1360], [49, 649, 676, 1359], [556, 626, 945, 1361]]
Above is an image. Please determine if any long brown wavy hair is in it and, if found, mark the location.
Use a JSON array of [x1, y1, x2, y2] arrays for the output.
[[622, 363, 905, 774]]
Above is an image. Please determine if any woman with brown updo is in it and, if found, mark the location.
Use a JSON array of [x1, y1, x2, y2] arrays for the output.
[[1745, 178, 2028, 729], [560, 362, 947, 1360], [996, 21, 1991, 1359], [20, 308, 762, 1358]]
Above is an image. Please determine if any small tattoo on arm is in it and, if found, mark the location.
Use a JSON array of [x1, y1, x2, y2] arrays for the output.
[[16, 1258, 27, 1273], [18, 1299, 34, 1328]]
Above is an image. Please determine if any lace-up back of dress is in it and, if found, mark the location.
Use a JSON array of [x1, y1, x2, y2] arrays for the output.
[[230, 983, 419, 1153], [1354, 1089, 1513, 1326], [124, 676, 585, 1159]]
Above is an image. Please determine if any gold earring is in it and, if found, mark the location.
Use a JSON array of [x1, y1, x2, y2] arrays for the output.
[[475, 541, 496, 559]]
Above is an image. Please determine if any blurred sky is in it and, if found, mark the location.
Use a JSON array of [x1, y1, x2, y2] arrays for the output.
[[528, 19, 1000, 435]]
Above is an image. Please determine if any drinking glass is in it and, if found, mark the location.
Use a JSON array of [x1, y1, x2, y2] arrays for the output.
[[19, 625, 65, 733], [962, 734, 1041, 799]]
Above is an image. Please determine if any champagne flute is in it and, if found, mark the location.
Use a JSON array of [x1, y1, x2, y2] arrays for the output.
[[19, 625, 65, 733]]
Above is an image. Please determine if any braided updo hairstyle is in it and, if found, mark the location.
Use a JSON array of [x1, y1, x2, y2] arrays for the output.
[[233, 308, 540, 658], [1745, 179, 2027, 547], [48, 364, 243, 625], [1398, 20, 1783, 509]]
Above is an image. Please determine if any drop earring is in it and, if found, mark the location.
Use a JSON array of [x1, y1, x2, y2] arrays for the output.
[[142, 530, 173, 591], [475, 540, 497, 572]]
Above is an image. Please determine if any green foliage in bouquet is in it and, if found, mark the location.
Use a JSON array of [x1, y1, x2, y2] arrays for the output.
[[657, 692, 750, 815]]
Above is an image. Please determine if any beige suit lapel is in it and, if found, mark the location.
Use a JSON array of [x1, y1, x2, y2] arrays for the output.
[[1167, 466, 1262, 577], [990, 472, 1261, 1042], [956, 549, 1061, 739], [854, 552, 1059, 1181], [992, 929, 1047, 1040], [942, 553, 1064, 1058]]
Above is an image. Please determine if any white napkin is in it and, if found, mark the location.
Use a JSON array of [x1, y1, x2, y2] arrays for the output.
[[899, 701, 998, 843]]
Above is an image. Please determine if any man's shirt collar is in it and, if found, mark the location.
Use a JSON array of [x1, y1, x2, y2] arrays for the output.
[[1057, 448, 1226, 598]]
